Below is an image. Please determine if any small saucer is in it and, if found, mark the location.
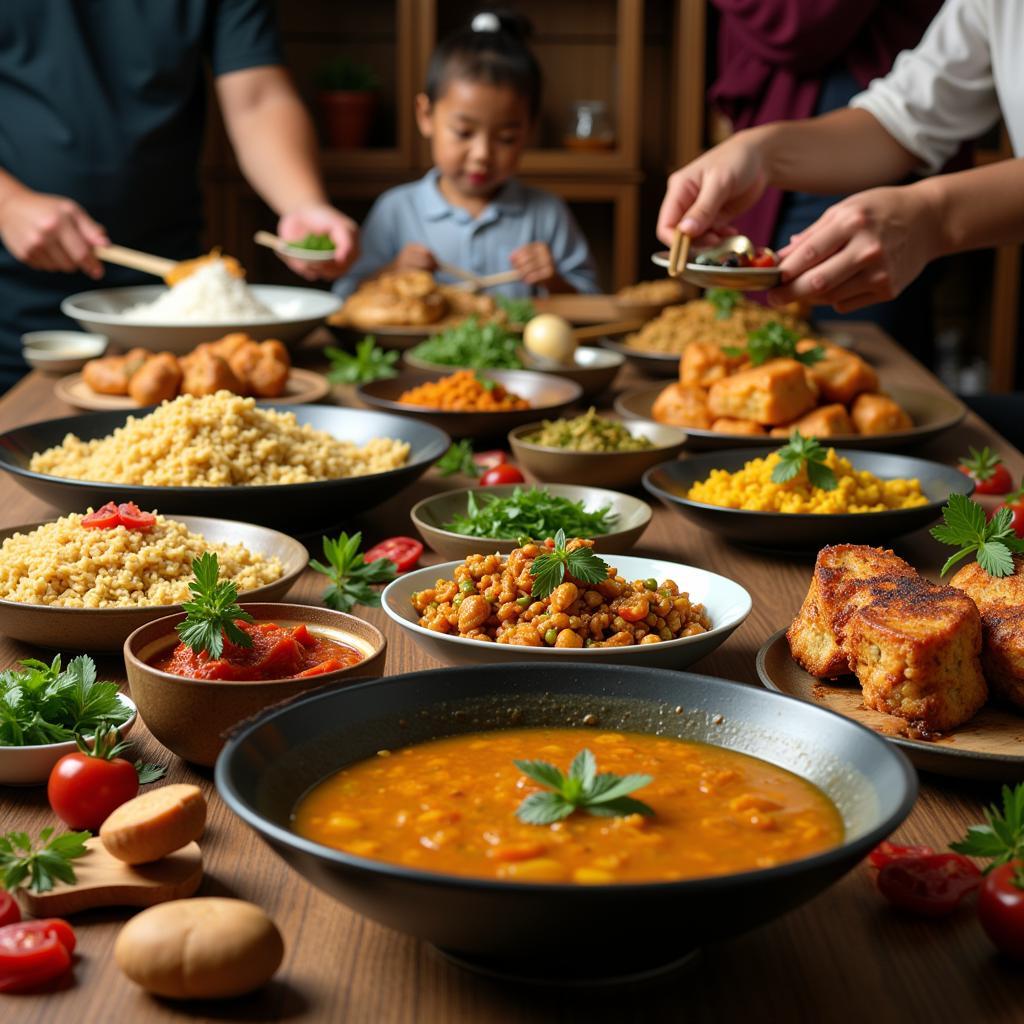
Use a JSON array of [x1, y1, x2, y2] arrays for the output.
[[22, 330, 108, 373], [651, 251, 781, 291]]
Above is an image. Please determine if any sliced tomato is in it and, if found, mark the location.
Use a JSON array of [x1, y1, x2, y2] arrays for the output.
[[978, 861, 1024, 960], [365, 537, 423, 573], [480, 464, 525, 487], [472, 450, 507, 471], [867, 840, 935, 869], [117, 501, 156, 531], [81, 501, 121, 529], [751, 251, 777, 268], [0, 892, 19, 928], [0, 919, 75, 993], [876, 853, 981, 916]]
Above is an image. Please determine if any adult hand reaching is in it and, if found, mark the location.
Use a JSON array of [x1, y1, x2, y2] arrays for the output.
[[277, 202, 359, 281], [0, 188, 108, 277]]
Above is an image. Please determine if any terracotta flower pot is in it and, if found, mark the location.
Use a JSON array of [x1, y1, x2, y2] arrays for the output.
[[317, 91, 377, 149]]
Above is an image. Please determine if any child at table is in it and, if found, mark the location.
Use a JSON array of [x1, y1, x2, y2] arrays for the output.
[[334, 11, 599, 298]]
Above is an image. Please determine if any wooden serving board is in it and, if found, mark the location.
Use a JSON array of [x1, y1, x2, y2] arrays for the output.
[[54, 367, 329, 411], [757, 627, 1024, 781], [19, 838, 202, 917]]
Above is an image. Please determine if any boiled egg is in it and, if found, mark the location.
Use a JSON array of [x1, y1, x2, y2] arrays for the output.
[[523, 314, 576, 365]]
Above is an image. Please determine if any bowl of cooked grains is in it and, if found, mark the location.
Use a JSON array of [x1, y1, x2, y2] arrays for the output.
[[0, 391, 450, 527], [0, 509, 307, 650]]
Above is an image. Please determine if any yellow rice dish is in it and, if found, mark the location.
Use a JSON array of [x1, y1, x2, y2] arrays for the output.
[[686, 450, 928, 514], [29, 391, 410, 487], [0, 511, 282, 608]]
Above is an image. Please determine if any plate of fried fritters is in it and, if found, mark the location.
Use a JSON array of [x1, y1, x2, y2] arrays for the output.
[[757, 544, 1024, 780]]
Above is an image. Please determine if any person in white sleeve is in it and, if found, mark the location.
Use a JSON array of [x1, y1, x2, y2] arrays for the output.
[[656, 0, 1024, 314]]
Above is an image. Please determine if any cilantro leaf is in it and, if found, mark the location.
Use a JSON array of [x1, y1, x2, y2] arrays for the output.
[[0, 828, 90, 894], [951, 784, 1024, 869], [931, 493, 1024, 577], [706, 288, 741, 320], [309, 531, 397, 613], [443, 486, 617, 540], [436, 439, 482, 478], [326, 336, 399, 384], [176, 552, 254, 659], [728, 321, 823, 367], [408, 317, 523, 369], [528, 529, 610, 600], [770, 431, 837, 492]]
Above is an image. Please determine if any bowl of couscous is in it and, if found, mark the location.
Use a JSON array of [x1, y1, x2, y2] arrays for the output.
[[642, 449, 975, 551]]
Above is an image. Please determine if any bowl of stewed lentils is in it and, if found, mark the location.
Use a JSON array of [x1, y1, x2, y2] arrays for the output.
[[381, 536, 752, 669]]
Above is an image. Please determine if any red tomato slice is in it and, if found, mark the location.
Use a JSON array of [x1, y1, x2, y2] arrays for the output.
[[751, 252, 777, 268], [117, 502, 157, 531], [978, 861, 1024, 960], [0, 891, 19, 928], [867, 840, 935, 869], [81, 501, 121, 529], [876, 853, 981, 916], [472, 450, 507, 471], [0, 920, 74, 993], [365, 537, 424, 573], [479, 464, 526, 487]]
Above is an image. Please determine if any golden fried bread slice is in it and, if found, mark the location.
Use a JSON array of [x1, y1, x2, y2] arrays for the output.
[[798, 341, 879, 404], [788, 545, 917, 678], [679, 341, 746, 388], [710, 417, 765, 435], [652, 383, 711, 429], [850, 392, 913, 434], [950, 558, 1024, 710], [707, 358, 818, 426], [769, 403, 855, 438]]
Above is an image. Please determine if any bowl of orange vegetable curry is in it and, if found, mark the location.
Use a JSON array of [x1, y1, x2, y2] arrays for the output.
[[216, 663, 916, 983], [125, 603, 386, 767]]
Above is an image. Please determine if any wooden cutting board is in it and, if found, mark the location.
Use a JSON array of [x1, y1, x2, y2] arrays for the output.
[[19, 838, 202, 917]]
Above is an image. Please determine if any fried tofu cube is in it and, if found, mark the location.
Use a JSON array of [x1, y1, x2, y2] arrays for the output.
[[707, 358, 818, 426], [769, 404, 855, 438], [680, 341, 746, 388], [850, 392, 913, 434], [799, 341, 879, 404], [651, 383, 711, 429], [711, 418, 765, 435]]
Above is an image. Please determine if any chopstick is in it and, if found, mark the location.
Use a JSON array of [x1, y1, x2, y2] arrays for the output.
[[573, 320, 645, 342], [471, 268, 523, 289], [94, 244, 177, 280], [667, 229, 691, 279], [436, 260, 480, 284]]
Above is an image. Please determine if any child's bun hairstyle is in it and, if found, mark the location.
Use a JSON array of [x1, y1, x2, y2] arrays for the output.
[[425, 10, 543, 118]]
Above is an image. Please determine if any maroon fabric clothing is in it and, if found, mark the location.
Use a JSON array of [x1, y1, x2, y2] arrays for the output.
[[708, 0, 945, 246]]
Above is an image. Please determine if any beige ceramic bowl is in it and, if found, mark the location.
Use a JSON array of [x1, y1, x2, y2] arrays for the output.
[[124, 603, 387, 766], [508, 419, 687, 490]]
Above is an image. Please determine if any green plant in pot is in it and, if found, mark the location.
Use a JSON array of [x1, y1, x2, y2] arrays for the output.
[[313, 56, 380, 149]]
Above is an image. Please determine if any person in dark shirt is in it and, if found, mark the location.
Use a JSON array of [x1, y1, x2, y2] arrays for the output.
[[0, 0, 358, 391]]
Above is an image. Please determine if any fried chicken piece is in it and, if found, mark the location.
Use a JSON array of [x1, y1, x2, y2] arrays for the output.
[[799, 341, 879, 404], [181, 349, 244, 396], [950, 557, 1024, 711], [206, 332, 253, 361], [82, 348, 153, 395], [850, 392, 913, 434], [651, 383, 711, 429], [711, 417, 765, 435], [680, 341, 747, 388], [769, 403, 856, 438], [225, 339, 290, 397], [127, 352, 182, 405], [707, 358, 818, 426]]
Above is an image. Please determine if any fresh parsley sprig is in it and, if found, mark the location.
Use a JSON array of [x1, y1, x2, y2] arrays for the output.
[[514, 749, 654, 825], [326, 336, 399, 384], [495, 295, 536, 325], [437, 440, 482, 478], [528, 529, 609, 600], [931, 493, 1024, 577], [706, 288, 741, 320], [309, 531, 397, 613], [950, 783, 1024, 870], [0, 828, 90, 894], [770, 431, 837, 491], [445, 487, 617, 540], [176, 553, 254, 660], [723, 321, 823, 366]]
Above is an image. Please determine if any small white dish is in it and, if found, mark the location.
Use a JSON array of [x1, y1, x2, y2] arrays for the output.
[[0, 693, 136, 785], [651, 251, 781, 291], [22, 331, 108, 374]]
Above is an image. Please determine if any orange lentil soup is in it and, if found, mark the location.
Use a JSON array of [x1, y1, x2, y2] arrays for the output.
[[291, 727, 843, 884]]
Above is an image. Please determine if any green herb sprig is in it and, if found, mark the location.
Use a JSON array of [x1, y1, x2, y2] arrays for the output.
[[436, 440, 481, 478], [290, 232, 335, 252], [0, 655, 130, 748], [326, 337, 399, 384], [0, 828, 90, 894], [528, 529, 609, 600], [950, 783, 1024, 870], [770, 431, 837, 491], [310, 531, 397, 613], [177, 553, 254, 660], [724, 321, 823, 366], [495, 295, 536, 325], [931, 493, 1024, 577], [706, 288, 741, 320], [408, 317, 523, 370], [514, 749, 654, 825], [444, 487, 617, 540]]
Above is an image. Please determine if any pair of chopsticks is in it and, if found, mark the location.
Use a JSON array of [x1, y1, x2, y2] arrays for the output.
[[437, 260, 523, 292], [667, 228, 691, 279]]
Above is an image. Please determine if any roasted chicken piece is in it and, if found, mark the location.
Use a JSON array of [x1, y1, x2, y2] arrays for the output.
[[950, 557, 1024, 711], [127, 352, 182, 405], [710, 417, 765, 435], [707, 358, 818, 426], [180, 349, 244, 396], [798, 341, 879, 404], [651, 383, 711, 429], [850, 392, 913, 434], [770, 404, 855, 438], [82, 348, 152, 395]]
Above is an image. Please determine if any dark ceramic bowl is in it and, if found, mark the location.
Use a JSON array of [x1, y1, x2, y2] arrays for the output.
[[642, 449, 974, 551], [216, 663, 915, 982], [0, 405, 449, 529]]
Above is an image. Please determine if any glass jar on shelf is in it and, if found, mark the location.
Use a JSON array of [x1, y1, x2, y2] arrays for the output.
[[564, 100, 615, 151]]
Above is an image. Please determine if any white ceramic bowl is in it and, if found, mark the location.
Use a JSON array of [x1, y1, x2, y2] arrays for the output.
[[61, 285, 341, 353], [22, 331, 108, 373], [382, 553, 752, 669], [0, 693, 137, 786]]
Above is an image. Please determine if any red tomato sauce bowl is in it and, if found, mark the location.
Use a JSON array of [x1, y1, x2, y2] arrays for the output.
[[124, 604, 386, 767]]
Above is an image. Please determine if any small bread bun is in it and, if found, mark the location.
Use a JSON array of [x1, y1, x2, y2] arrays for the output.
[[100, 784, 206, 865]]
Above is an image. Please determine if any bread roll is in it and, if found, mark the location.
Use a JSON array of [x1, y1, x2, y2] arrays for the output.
[[101, 784, 206, 865]]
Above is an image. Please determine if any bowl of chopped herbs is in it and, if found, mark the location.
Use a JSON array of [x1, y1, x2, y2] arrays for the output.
[[410, 483, 652, 559]]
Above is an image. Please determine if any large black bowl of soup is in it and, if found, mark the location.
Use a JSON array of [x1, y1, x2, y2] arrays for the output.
[[215, 664, 915, 982]]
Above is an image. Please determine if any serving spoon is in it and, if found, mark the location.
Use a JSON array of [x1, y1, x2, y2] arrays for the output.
[[253, 230, 338, 263], [94, 245, 245, 285]]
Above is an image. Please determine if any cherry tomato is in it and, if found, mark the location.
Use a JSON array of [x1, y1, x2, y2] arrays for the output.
[[977, 861, 1024, 960], [876, 853, 981, 917], [480, 464, 525, 487], [472, 450, 507, 471], [48, 725, 139, 831], [958, 447, 1012, 495], [867, 840, 935, 869], [0, 891, 19, 928], [0, 919, 75, 993], [364, 536, 424, 573], [81, 501, 120, 529], [751, 251, 777, 268], [116, 501, 156, 531]]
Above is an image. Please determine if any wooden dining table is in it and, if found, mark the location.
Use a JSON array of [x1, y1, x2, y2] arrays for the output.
[[2, 322, 1024, 1023]]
